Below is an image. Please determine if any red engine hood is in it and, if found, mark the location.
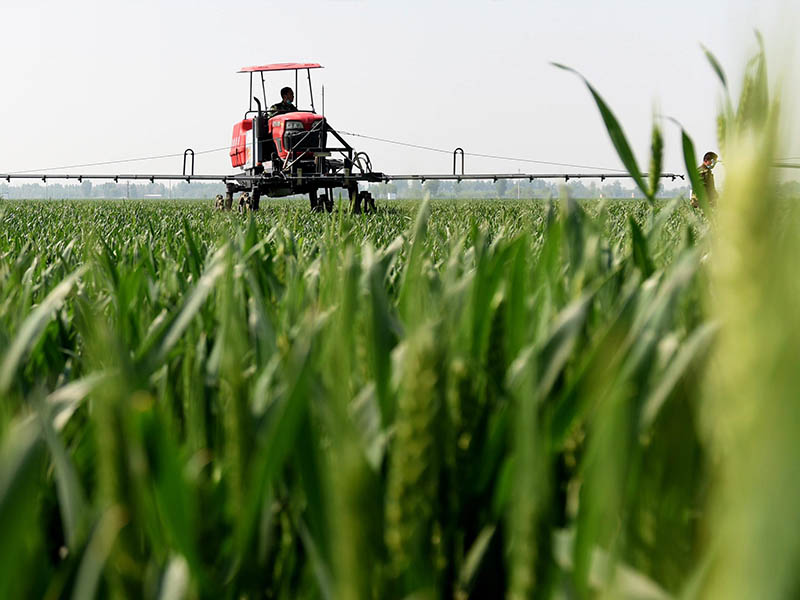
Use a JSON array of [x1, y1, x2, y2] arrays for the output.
[[269, 112, 323, 131]]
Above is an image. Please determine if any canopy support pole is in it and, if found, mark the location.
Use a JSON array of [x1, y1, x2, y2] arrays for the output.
[[307, 69, 315, 113], [260, 72, 267, 110]]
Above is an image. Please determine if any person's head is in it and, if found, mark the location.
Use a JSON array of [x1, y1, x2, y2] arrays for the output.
[[281, 87, 294, 103], [703, 151, 719, 168]]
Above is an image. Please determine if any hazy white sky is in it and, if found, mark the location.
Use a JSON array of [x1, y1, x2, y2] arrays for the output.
[[1, 0, 797, 181]]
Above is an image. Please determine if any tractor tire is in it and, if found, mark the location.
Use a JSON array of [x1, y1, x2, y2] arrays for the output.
[[249, 190, 261, 211], [353, 190, 376, 215], [349, 188, 361, 214], [310, 189, 322, 212], [363, 191, 376, 213], [324, 188, 334, 212]]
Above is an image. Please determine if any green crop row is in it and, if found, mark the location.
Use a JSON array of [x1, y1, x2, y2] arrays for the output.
[[0, 193, 705, 598]]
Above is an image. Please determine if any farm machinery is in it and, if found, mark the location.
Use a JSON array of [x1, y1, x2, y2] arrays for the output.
[[2, 61, 693, 211], [224, 63, 384, 213]]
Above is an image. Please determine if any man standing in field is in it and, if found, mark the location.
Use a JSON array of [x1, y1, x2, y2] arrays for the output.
[[691, 151, 719, 208], [268, 87, 297, 117]]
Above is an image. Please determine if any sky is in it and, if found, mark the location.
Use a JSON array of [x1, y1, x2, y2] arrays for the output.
[[1, 0, 798, 185]]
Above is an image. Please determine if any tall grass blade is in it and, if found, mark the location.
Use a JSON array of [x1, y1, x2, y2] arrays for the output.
[[701, 45, 728, 89], [670, 122, 709, 216], [37, 400, 88, 550], [552, 63, 648, 198], [158, 555, 191, 600], [630, 217, 655, 278], [639, 322, 717, 431], [0, 266, 86, 394], [0, 418, 45, 598], [70, 507, 127, 600], [154, 248, 226, 364]]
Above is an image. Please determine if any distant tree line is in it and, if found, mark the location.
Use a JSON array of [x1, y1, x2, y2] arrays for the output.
[[4, 179, 799, 201], [0, 180, 226, 200], [369, 178, 693, 200]]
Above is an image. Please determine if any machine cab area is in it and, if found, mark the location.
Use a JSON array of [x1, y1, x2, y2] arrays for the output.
[[229, 62, 325, 172]]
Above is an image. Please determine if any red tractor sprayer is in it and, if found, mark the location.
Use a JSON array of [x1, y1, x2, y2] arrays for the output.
[[225, 63, 382, 213]]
